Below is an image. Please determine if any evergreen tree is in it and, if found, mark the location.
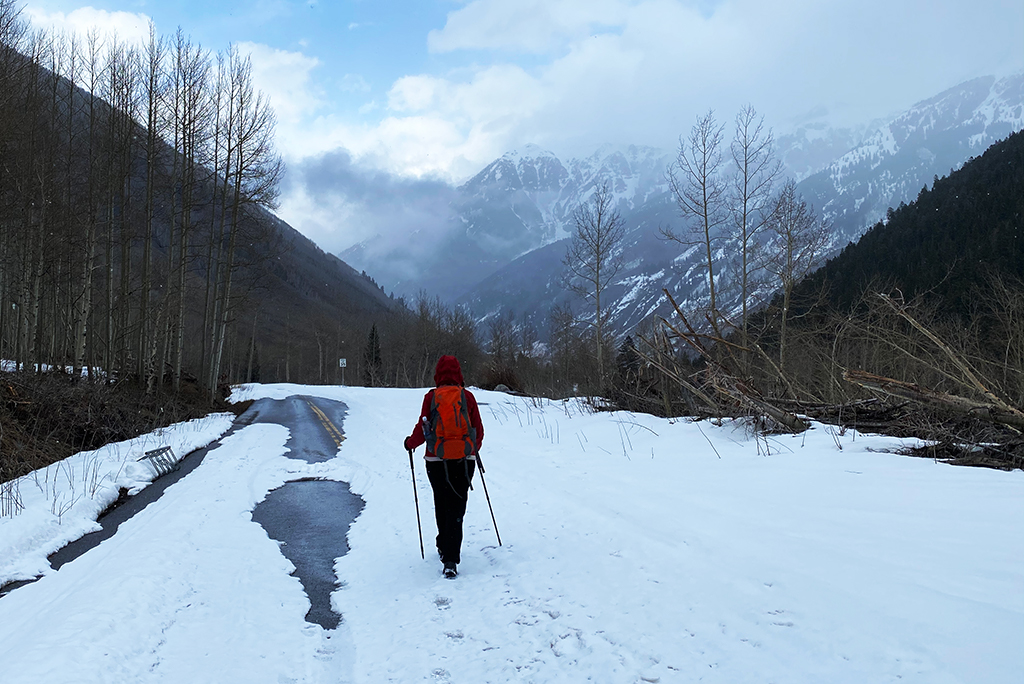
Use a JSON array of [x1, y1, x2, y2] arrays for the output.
[[362, 323, 382, 387], [616, 336, 641, 382]]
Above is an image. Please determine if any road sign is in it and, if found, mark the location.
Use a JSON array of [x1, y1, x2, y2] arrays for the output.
[[339, 358, 347, 368]]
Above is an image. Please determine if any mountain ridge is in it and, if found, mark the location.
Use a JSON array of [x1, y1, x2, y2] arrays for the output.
[[341, 72, 1024, 338]]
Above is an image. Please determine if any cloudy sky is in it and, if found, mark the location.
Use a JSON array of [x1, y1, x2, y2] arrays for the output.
[[23, 0, 1024, 254]]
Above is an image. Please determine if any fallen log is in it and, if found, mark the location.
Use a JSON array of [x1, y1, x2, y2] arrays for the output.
[[843, 369, 1024, 433]]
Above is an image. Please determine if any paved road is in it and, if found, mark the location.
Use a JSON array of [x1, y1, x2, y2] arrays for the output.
[[246, 395, 364, 629], [241, 395, 349, 463]]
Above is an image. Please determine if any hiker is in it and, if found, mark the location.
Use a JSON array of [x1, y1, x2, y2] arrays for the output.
[[404, 355, 484, 579]]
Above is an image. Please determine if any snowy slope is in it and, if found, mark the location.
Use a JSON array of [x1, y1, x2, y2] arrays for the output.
[[1, 385, 1021, 683], [801, 72, 1024, 243]]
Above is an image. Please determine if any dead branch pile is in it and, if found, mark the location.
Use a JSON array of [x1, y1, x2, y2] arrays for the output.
[[631, 286, 1023, 470]]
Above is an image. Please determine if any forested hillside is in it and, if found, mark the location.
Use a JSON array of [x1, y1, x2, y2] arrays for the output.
[[0, 1, 444, 484], [799, 130, 1023, 315], [0, 1, 394, 397]]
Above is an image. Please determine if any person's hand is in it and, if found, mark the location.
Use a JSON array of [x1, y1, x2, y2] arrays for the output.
[[403, 436, 413, 451]]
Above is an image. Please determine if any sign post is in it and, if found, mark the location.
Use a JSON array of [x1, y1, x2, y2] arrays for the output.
[[339, 358, 347, 386]]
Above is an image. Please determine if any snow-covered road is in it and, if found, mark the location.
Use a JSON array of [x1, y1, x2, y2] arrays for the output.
[[1, 383, 1021, 683]]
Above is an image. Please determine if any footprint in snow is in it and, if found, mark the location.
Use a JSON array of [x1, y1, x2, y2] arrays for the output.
[[550, 629, 589, 659], [434, 596, 452, 610]]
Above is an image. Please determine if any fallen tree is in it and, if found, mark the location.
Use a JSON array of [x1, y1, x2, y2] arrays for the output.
[[843, 369, 1024, 433]]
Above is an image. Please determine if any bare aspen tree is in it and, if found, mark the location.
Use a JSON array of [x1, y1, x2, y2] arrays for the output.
[[17, 34, 47, 369], [169, 31, 213, 391], [664, 110, 727, 334], [117, 47, 141, 376], [140, 24, 164, 388], [71, 29, 104, 377], [201, 50, 229, 391], [548, 303, 592, 394], [40, 30, 74, 370], [101, 39, 139, 376], [761, 179, 830, 372], [444, 305, 479, 372], [51, 30, 81, 371], [730, 105, 781, 337], [562, 183, 626, 391], [207, 47, 240, 394], [208, 46, 282, 398], [156, 30, 180, 390], [101, 39, 125, 375], [0, 0, 24, 359], [488, 309, 518, 369], [25, 31, 67, 372]]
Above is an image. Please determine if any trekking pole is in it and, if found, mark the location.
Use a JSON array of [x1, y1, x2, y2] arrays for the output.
[[474, 452, 502, 547], [407, 449, 425, 559]]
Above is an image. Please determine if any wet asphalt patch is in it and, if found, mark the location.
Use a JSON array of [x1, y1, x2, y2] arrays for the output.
[[245, 396, 364, 629], [251, 478, 364, 629]]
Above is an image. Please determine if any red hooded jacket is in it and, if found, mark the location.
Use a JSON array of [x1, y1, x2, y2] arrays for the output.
[[404, 356, 484, 459]]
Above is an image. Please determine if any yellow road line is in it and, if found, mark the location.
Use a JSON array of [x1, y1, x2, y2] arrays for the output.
[[306, 400, 345, 448]]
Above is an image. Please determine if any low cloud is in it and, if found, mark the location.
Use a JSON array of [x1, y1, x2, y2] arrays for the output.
[[280, 148, 458, 260]]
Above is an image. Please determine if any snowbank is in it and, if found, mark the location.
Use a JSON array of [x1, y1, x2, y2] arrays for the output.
[[0, 412, 234, 586]]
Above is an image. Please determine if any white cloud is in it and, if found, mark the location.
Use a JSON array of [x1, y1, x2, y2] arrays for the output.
[[428, 0, 632, 53], [340, 74, 371, 93], [24, 5, 151, 45], [377, 64, 545, 177], [238, 42, 326, 158], [365, 0, 1024, 179]]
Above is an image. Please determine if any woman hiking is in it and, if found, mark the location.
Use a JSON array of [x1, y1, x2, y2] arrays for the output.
[[403, 355, 484, 579]]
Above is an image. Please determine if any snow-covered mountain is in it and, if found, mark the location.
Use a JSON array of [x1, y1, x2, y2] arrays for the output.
[[343, 73, 1023, 339], [341, 143, 673, 301], [776, 118, 878, 182], [459, 73, 1024, 337], [802, 73, 1024, 243]]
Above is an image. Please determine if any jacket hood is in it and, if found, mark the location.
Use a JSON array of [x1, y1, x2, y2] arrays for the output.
[[433, 355, 464, 387]]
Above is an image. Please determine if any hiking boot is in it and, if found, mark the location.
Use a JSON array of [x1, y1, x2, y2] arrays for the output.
[[443, 562, 458, 579]]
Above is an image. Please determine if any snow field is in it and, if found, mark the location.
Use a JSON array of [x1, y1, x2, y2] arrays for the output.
[[0, 383, 1021, 683], [238, 384, 1024, 683], [0, 415, 369, 683]]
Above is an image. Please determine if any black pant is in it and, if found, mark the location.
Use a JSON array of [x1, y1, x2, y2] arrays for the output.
[[425, 458, 476, 565]]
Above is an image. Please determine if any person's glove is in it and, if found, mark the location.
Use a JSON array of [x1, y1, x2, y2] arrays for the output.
[[403, 436, 414, 451]]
